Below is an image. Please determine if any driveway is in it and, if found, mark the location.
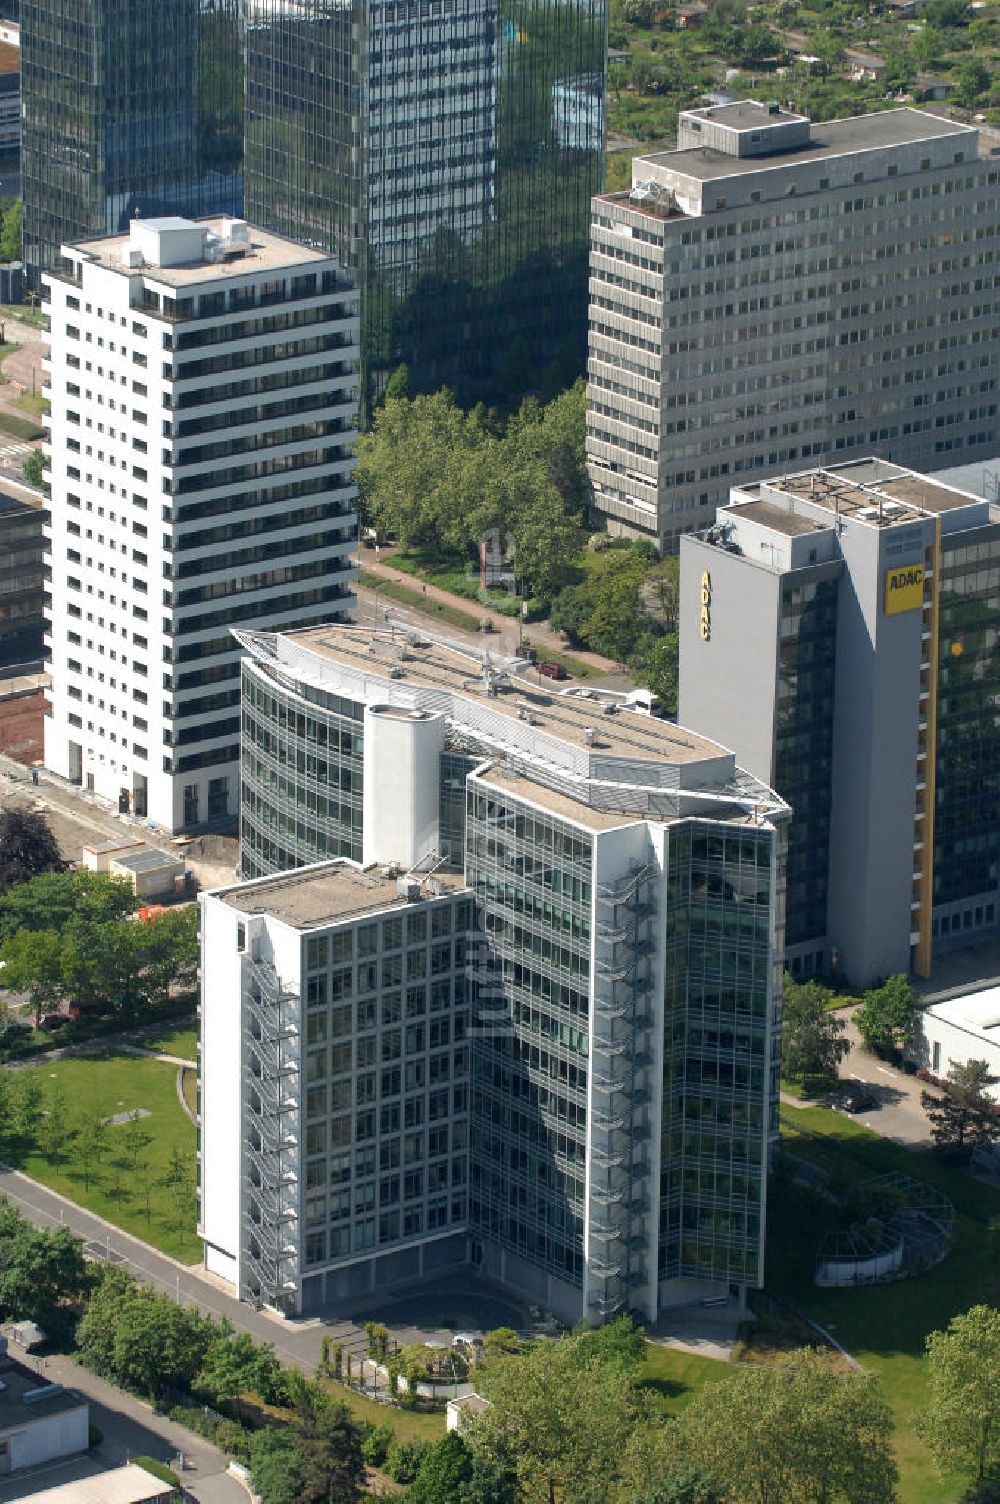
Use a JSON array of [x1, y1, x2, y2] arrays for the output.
[[0, 1352, 246, 1503], [828, 1010, 939, 1148]]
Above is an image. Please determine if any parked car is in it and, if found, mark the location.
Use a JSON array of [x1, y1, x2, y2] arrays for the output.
[[40, 1012, 68, 1031], [538, 660, 568, 681], [839, 1087, 878, 1114]]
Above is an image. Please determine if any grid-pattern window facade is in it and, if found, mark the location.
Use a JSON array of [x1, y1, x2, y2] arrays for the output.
[[241, 664, 364, 878], [589, 153, 1000, 546], [439, 751, 480, 870], [245, 0, 606, 413], [296, 898, 472, 1276], [775, 577, 839, 950], [23, 0, 243, 282], [466, 784, 591, 1288], [660, 822, 775, 1287], [934, 530, 1000, 910]]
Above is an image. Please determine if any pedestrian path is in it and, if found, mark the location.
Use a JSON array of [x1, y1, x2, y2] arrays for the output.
[[361, 553, 622, 675]]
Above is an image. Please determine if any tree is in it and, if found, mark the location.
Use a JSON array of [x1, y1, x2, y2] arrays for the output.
[[72, 1107, 108, 1192], [922, 1059, 1000, 1160], [0, 927, 65, 1025], [299, 1404, 365, 1504], [678, 1349, 896, 1504], [0, 1201, 91, 1339], [468, 1320, 646, 1504], [249, 1426, 306, 1504], [637, 634, 679, 715], [37, 1087, 71, 1165], [409, 1433, 476, 1504], [781, 976, 850, 1083], [612, 1419, 722, 1504], [160, 1145, 197, 1232], [0, 869, 135, 944], [9, 1071, 44, 1141], [955, 57, 990, 107], [78, 1271, 215, 1397], [22, 448, 45, 491], [122, 1110, 152, 1170], [0, 808, 64, 894], [199, 1330, 284, 1419], [0, 198, 21, 264], [922, 1305, 1000, 1496], [855, 975, 918, 1057]]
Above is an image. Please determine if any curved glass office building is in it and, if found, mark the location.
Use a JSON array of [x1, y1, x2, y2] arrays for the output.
[[222, 622, 788, 1320]]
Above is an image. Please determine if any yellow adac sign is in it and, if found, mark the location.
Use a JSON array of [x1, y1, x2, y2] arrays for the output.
[[884, 562, 924, 616], [699, 571, 712, 640]]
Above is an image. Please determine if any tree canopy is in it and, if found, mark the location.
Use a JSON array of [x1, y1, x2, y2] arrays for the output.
[[922, 1059, 1000, 1160], [677, 1348, 897, 1504], [0, 870, 197, 1023], [356, 382, 589, 599], [781, 976, 850, 1083], [921, 1304, 1000, 1495], [0, 808, 65, 895], [855, 975, 919, 1057], [0, 1198, 91, 1340]]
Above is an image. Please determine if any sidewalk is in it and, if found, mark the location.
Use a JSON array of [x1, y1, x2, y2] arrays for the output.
[[0, 1164, 364, 1374], [360, 553, 623, 676]]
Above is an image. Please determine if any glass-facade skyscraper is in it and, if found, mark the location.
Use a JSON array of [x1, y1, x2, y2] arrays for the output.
[[22, 0, 243, 281], [244, 0, 606, 411], [207, 623, 787, 1321]]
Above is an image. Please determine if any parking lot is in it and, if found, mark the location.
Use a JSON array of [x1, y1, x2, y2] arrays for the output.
[[825, 1010, 940, 1149]]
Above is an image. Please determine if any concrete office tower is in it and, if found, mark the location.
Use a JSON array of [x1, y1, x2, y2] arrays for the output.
[[203, 623, 787, 1320], [587, 101, 1000, 551], [679, 459, 1000, 988], [42, 216, 358, 831], [243, 0, 605, 413], [22, 0, 243, 284]]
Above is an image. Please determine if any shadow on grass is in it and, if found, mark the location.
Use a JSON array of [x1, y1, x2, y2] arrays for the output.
[[638, 1375, 690, 1402]]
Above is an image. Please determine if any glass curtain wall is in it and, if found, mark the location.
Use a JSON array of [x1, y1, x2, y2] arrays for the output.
[[934, 533, 1000, 912], [774, 577, 839, 951], [660, 821, 776, 1289], [23, 0, 243, 280], [240, 662, 364, 878], [465, 783, 591, 1293], [244, 0, 606, 414]]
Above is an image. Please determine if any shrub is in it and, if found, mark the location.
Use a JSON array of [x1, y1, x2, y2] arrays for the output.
[[133, 1457, 180, 1488], [385, 1439, 431, 1483], [214, 1418, 251, 1463], [361, 1421, 394, 1466]]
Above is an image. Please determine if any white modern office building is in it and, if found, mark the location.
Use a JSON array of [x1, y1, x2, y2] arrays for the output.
[[42, 215, 358, 831], [587, 101, 1000, 550], [201, 624, 788, 1321]]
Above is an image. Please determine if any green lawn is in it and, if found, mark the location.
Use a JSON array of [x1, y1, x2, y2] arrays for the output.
[[358, 569, 487, 635], [639, 1342, 730, 1416], [0, 1052, 199, 1262], [144, 1024, 197, 1061], [770, 1101, 1000, 1503], [318, 1377, 447, 1443]]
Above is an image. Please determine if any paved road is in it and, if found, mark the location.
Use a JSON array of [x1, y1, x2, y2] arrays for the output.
[[0, 1352, 246, 1504], [0, 1165, 362, 1377]]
